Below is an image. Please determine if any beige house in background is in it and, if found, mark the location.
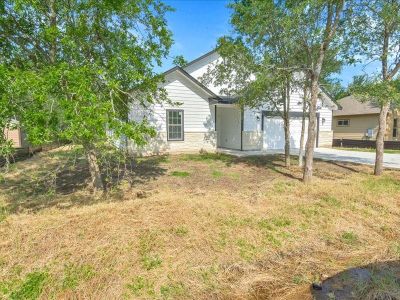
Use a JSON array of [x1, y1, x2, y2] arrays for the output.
[[333, 95, 399, 141]]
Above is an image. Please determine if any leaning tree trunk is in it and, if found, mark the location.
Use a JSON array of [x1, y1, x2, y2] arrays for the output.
[[303, 78, 319, 183], [84, 145, 103, 193], [299, 85, 308, 167], [374, 103, 390, 176]]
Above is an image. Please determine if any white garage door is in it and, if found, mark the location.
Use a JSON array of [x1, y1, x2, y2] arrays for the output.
[[263, 117, 309, 150]]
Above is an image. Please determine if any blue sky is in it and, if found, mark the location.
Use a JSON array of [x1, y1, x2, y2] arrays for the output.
[[161, 0, 379, 87]]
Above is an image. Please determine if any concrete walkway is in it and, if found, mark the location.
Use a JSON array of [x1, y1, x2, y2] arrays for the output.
[[217, 147, 400, 169]]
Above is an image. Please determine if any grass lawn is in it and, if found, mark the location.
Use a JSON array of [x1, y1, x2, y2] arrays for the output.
[[333, 147, 400, 154], [0, 147, 400, 299]]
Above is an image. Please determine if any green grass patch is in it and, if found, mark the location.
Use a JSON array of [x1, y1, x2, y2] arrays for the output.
[[341, 231, 359, 245], [299, 206, 322, 218], [272, 181, 296, 194], [257, 217, 292, 247], [127, 276, 155, 297], [170, 226, 189, 237], [182, 152, 234, 164], [333, 147, 400, 154], [141, 254, 162, 271], [160, 281, 186, 299], [0, 206, 7, 223], [199, 265, 218, 290], [292, 274, 308, 285], [9, 271, 48, 300], [138, 231, 162, 270], [62, 264, 95, 290], [211, 170, 223, 178], [236, 239, 258, 261], [362, 176, 400, 194], [222, 215, 254, 227], [320, 195, 341, 207], [263, 232, 282, 247], [271, 216, 292, 227], [171, 171, 190, 177]]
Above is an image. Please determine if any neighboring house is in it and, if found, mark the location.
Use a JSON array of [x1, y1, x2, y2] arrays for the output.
[[333, 95, 399, 141], [130, 50, 337, 154], [3, 127, 29, 148]]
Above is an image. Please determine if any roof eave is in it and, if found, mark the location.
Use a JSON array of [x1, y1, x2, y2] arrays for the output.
[[162, 66, 221, 101]]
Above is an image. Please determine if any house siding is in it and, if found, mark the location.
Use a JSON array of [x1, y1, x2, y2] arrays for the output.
[[333, 114, 380, 140], [129, 51, 336, 154], [241, 89, 333, 150], [184, 51, 227, 95], [332, 109, 400, 142], [4, 128, 22, 148], [129, 72, 216, 154]]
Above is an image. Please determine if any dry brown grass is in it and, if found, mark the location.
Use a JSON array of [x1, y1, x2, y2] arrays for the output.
[[0, 148, 399, 299]]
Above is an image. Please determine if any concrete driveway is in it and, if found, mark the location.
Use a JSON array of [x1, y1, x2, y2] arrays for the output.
[[217, 148, 400, 169]]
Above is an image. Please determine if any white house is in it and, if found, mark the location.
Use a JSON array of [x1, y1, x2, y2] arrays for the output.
[[130, 50, 337, 154]]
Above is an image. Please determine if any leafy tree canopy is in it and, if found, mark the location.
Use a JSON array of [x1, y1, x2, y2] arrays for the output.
[[0, 0, 174, 190], [1, 0, 173, 148]]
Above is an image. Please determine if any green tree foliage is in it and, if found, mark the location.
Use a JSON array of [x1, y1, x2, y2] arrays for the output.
[[0, 0, 173, 191], [201, 1, 308, 167], [0, 65, 17, 170], [172, 55, 188, 67], [201, 0, 347, 171], [350, 0, 400, 175], [284, 0, 349, 183]]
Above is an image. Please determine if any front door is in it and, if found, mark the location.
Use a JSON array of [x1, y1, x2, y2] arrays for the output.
[[216, 106, 242, 150]]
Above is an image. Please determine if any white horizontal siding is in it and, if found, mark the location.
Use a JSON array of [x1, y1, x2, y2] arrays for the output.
[[129, 72, 216, 154], [130, 73, 215, 133], [184, 52, 229, 96], [319, 106, 333, 132]]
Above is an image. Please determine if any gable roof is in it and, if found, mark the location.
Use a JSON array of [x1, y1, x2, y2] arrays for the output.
[[163, 66, 221, 100], [162, 50, 338, 110], [319, 87, 339, 110], [183, 49, 218, 69], [333, 95, 381, 116]]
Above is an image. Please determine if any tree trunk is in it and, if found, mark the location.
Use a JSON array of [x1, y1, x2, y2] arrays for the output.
[[374, 103, 390, 176], [303, 78, 319, 183], [48, 0, 57, 64], [283, 81, 291, 167], [85, 146, 103, 193], [284, 113, 290, 167], [299, 85, 308, 167]]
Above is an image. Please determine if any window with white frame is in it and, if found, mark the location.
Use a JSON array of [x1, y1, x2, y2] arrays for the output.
[[393, 118, 398, 138], [337, 119, 350, 127], [167, 110, 184, 141]]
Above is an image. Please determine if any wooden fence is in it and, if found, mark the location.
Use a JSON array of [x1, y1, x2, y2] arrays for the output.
[[332, 139, 400, 150]]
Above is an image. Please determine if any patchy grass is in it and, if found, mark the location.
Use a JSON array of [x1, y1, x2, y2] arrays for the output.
[[62, 264, 95, 290], [127, 276, 155, 298], [170, 226, 189, 237], [170, 171, 190, 177], [138, 231, 163, 271], [333, 147, 400, 154], [341, 231, 359, 245], [211, 169, 224, 178], [8, 271, 48, 300], [0, 148, 400, 299]]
